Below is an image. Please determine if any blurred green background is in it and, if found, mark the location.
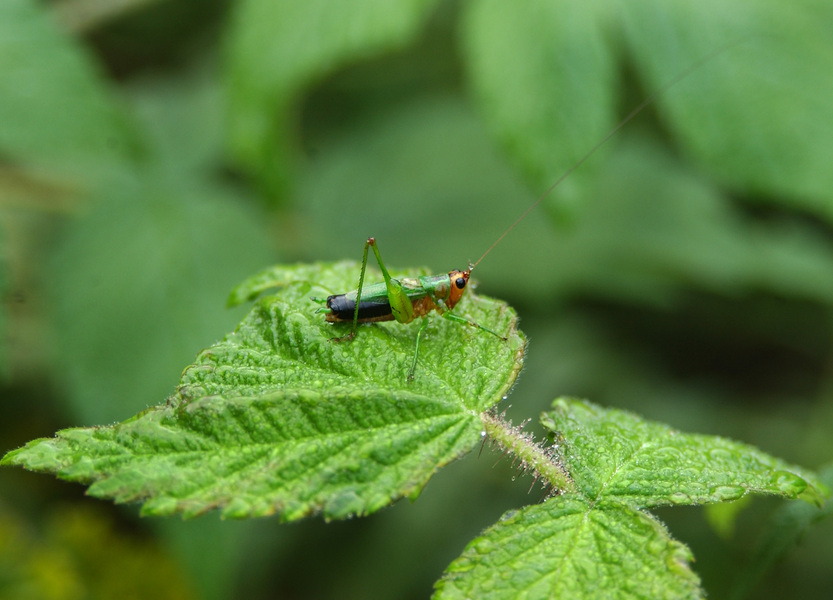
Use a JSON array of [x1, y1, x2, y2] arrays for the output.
[[2, 0, 832, 598]]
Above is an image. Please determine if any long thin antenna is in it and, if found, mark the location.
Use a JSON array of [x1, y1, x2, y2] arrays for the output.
[[470, 43, 740, 271]]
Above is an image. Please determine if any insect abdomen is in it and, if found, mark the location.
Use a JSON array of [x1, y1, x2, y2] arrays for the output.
[[326, 294, 395, 323]]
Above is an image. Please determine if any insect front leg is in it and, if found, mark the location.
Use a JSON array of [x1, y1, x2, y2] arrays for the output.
[[406, 301, 507, 381], [441, 311, 508, 341]]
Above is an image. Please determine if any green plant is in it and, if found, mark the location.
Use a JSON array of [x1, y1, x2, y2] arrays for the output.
[[3, 0, 833, 598], [3, 264, 829, 598]]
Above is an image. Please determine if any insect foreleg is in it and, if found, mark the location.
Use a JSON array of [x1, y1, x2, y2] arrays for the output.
[[432, 294, 507, 341], [406, 305, 507, 380], [442, 311, 508, 341]]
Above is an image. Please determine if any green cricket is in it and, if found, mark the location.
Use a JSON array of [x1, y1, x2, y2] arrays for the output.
[[313, 237, 506, 380], [314, 50, 727, 380]]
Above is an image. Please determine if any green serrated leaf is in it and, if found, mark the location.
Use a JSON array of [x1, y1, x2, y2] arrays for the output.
[[184, 262, 524, 411], [3, 262, 525, 520], [541, 398, 829, 507], [434, 497, 703, 600]]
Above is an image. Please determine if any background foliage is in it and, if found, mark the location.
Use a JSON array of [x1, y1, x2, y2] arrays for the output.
[[1, 0, 832, 598]]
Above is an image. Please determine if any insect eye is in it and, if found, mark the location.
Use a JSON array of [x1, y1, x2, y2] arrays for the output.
[[455, 277, 466, 289]]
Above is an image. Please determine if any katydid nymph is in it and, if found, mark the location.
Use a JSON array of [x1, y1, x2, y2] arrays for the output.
[[314, 51, 726, 381], [313, 237, 506, 380]]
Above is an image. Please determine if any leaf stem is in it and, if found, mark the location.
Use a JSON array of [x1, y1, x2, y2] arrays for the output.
[[480, 410, 575, 494]]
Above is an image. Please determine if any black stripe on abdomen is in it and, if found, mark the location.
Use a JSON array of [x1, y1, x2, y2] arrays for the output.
[[326, 294, 393, 321]]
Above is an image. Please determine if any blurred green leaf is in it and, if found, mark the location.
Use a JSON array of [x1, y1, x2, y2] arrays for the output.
[[540, 133, 833, 306], [48, 177, 273, 426], [126, 66, 227, 175], [0, 0, 140, 178], [224, 0, 442, 198], [297, 95, 833, 308], [0, 241, 6, 381], [460, 0, 617, 198], [703, 495, 753, 539], [54, 0, 166, 32], [729, 462, 833, 600], [621, 0, 833, 211], [460, 0, 833, 222], [4, 262, 525, 519], [294, 93, 559, 296]]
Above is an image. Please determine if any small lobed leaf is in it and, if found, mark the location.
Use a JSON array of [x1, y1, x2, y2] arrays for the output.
[[436, 398, 828, 599], [434, 497, 702, 600], [540, 398, 829, 508], [3, 262, 525, 520]]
